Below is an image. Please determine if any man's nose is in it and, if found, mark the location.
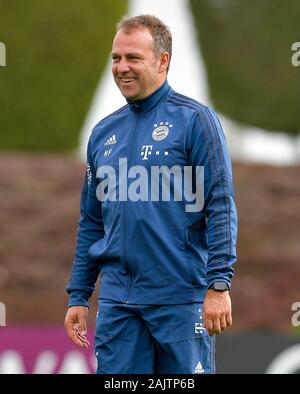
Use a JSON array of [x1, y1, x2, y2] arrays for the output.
[[116, 58, 130, 74]]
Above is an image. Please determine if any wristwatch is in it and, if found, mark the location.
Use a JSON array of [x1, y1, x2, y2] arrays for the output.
[[209, 282, 230, 292]]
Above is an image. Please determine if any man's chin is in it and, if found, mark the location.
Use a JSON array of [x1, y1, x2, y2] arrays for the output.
[[116, 84, 139, 100], [121, 91, 140, 101]]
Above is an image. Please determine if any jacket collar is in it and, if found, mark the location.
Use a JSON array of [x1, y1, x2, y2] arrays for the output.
[[127, 80, 171, 113]]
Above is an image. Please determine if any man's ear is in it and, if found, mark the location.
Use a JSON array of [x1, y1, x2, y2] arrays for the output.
[[158, 52, 170, 73]]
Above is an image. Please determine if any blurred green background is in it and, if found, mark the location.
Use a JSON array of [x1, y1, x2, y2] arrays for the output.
[[0, 0, 127, 151], [190, 0, 300, 134], [1, 0, 300, 153]]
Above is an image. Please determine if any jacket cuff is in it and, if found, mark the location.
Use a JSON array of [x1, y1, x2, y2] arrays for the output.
[[68, 290, 90, 308], [207, 271, 233, 290]]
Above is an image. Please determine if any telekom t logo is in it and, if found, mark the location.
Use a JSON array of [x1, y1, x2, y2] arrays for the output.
[[0, 302, 6, 326], [141, 145, 153, 160]]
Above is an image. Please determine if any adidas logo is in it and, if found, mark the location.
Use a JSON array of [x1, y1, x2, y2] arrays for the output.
[[104, 134, 117, 146], [194, 361, 204, 374]]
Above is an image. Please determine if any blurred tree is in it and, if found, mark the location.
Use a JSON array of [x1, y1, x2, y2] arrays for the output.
[[190, 0, 300, 134], [0, 0, 128, 151]]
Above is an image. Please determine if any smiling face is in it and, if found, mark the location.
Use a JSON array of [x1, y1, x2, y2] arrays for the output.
[[111, 27, 169, 101]]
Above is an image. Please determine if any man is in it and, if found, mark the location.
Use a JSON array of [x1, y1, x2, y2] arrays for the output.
[[64, 15, 237, 374]]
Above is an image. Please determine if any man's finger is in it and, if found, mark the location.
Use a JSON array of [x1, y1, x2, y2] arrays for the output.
[[64, 318, 76, 339], [75, 328, 90, 344], [72, 330, 89, 348], [204, 317, 213, 330], [213, 318, 221, 335], [74, 330, 90, 348], [220, 315, 227, 331], [226, 311, 232, 327], [78, 315, 87, 336], [204, 318, 215, 336], [207, 329, 215, 337], [65, 321, 85, 348]]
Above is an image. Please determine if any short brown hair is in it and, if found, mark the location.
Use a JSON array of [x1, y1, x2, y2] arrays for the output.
[[116, 14, 172, 71]]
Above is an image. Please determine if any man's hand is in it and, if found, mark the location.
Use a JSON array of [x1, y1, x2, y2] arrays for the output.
[[64, 306, 90, 348], [203, 289, 232, 336]]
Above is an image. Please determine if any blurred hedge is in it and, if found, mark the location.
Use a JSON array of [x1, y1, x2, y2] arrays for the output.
[[190, 0, 300, 134], [0, 0, 128, 151]]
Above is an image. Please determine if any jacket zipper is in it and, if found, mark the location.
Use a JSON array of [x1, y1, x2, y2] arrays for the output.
[[123, 114, 139, 303]]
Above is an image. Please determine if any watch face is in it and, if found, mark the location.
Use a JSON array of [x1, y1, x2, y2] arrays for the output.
[[213, 282, 228, 291]]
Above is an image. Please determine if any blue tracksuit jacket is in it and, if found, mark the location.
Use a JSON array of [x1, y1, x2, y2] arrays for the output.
[[67, 80, 237, 306]]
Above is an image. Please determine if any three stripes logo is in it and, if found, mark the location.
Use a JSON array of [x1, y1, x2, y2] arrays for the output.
[[194, 361, 204, 374], [104, 134, 117, 146]]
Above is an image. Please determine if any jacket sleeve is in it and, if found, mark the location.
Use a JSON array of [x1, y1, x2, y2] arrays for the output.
[[66, 135, 104, 307], [187, 106, 238, 289]]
